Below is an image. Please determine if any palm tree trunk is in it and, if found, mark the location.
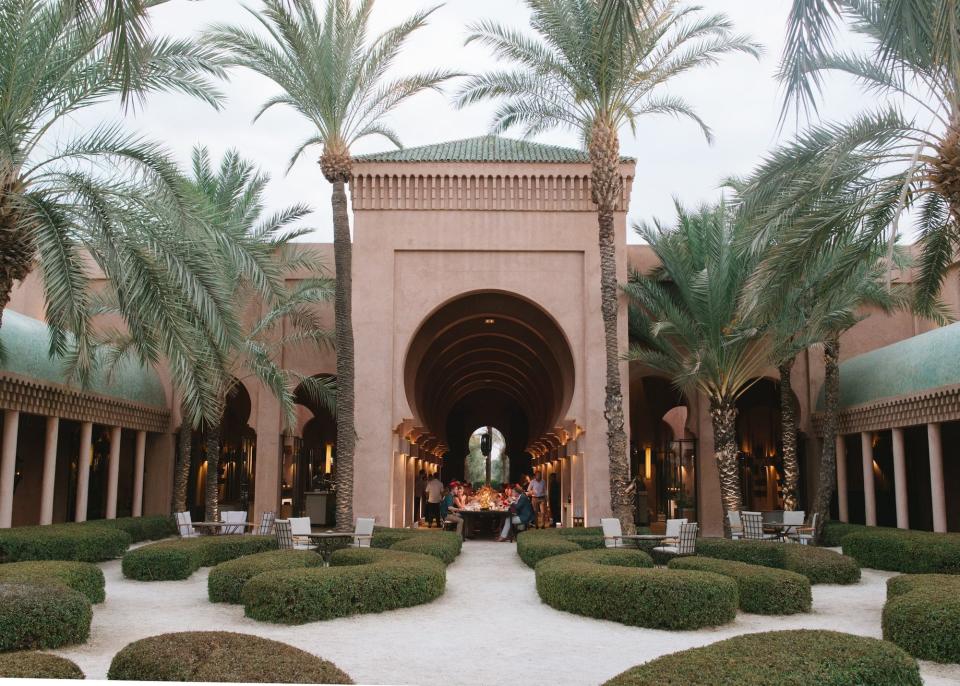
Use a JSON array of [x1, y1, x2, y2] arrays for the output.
[[204, 425, 221, 522], [171, 408, 192, 513], [710, 397, 741, 537], [813, 334, 841, 542], [331, 178, 355, 532], [779, 357, 800, 510], [590, 118, 633, 535]]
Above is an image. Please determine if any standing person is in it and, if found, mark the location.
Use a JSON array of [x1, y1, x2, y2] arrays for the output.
[[414, 469, 428, 524], [498, 484, 535, 541], [549, 473, 561, 527], [528, 472, 547, 528], [425, 473, 444, 528]]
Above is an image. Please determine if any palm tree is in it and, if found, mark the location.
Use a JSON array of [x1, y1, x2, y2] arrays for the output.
[[456, 0, 760, 533], [0, 0, 237, 424], [178, 147, 335, 519], [207, 0, 457, 529], [624, 202, 773, 535], [742, 0, 960, 316]]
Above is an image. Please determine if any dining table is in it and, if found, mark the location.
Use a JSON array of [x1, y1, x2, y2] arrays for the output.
[[191, 521, 254, 535], [305, 532, 359, 565]]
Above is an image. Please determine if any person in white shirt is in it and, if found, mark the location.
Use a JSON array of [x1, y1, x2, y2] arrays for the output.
[[424, 474, 444, 527], [528, 472, 547, 528]]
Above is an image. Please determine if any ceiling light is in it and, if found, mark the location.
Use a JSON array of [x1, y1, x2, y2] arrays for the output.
[[483, 318, 495, 325]]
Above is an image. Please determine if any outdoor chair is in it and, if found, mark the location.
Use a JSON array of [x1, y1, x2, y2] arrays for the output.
[[275, 519, 312, 550], [727, 510, 743, 539], [664, 517, 687, 544], [257, 510, 276, 536], [653, 522, 698, 561], [175, 511, 198, 538], [221, 510, 247, 535], [741, 511, 777, 540], [354, 517, 375, 547], [289, 516, 312, 546], [789, 512, 818, 545], [601, 517, 623, 548]]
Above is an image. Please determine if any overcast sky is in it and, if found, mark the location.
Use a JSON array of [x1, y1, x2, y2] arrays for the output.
[[79, 0, 895, 243]]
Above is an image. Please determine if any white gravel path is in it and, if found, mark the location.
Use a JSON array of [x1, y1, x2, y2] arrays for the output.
[[50, 540, 960, 685]]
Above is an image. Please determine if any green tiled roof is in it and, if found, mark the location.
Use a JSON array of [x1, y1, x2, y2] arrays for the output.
[[355, 135, 624, 163], [0, 309, 167, 408], [816, 322, 960, 410]]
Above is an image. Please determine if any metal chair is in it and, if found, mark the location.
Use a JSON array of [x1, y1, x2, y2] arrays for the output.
[[741, 511, 777, 540], [289, 516, 311, 546], [275, 519, 311, 550], [653, 522, 698, 559], [175, 511, 198, 538], [354, 517, 375, 547], [664, 517, 687, 544], [727, 510, 743, 540], [257, 510, 276, 536], [221, 510, 246, 535], [601, 517, 623, 548], [790, 512, 818, 545]]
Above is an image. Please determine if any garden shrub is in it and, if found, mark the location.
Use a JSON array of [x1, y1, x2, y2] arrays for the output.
[[695, 537, 860, 583], [513, 526, 639, 567], [87, 515, 175, 542], [535, 548, 737, 630], [883, 574, 960, 663], [0, 522, 130, 562], [0, 583, 91, 651], [669, 556, 811, 614], [389, 532, 462, 564], [0, 652, 84, 678], [208, 550, 323, 603], [0, 560, 105, 603], [821, 520, 873, 546], [240, 547, 445, 624], [107, 631, 352, 683], [842, 529, 960, 573], [604, 630, 921, 686], [122, 535, 276, 581]]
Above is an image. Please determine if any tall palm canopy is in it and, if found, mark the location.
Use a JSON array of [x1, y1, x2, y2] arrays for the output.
[[0, 0, 235, 424], [207, 0, 458, 528], [456, 0, 760, 532], [744, 0, 960, 318], [625, 202, 772, 525]]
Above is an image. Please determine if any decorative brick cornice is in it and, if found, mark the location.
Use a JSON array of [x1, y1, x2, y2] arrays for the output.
[[350, 171, 633, 212], [0, 372, 170, 433], [813, 383, 960, 435]]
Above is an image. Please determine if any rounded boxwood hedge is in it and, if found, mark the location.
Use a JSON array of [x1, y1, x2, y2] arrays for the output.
[[240, 548, 446, 624], [0, 582, 91, 651], [669, 556, 811, 615], [389, 532, 462, 564], [604, 630, 921, 686], [515, 527, 623, 568], [0, 560, 105, 604], [107, 631, 352, 683], [0, 652, 84, 679], [122, 535, 277, 581], [883, 574, 960, 663], [694, 537, 860, 584], [842, 529, 960, 574], [208, 550, 323, 603], [87, 515, 176, 542], [0, 522, 130, 563], [535, 548, 737, 630]]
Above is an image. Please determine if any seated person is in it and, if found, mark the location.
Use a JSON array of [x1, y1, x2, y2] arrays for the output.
[[440, 486, 464, 539], [497, 484, 535, 541], [501, 484, 514, 506]]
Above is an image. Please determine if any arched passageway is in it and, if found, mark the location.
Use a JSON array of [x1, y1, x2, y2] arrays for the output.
[[282, 375, 337, 523], [404, 292, 576, 484]]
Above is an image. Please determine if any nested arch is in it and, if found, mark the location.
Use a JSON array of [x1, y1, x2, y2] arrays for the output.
[[403, 291, 575, 454]]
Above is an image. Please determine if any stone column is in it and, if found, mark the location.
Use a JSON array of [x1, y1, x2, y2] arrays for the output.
[[836, 435, 849, 523], [105, 426, 122, 519], [40, 416, 60, 525], [861, 431, 877, 526], [891, 428, 909, 529], [132, 430, 146, 517], [74, 422, 93, 523], [928, 422, 947, 533], [0, 410, 20, 528]]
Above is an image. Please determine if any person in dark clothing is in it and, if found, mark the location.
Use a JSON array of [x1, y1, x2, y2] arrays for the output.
[[497, 484, 535, 541], [548, 472, 561, 526]]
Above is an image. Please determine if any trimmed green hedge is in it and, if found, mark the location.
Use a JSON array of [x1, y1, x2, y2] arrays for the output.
[[122, 535, 277, 581], [604, 630, 921, 686], [883, 574, 960, 663], [107, 631, 353, 683], [694, 538, 860, 584], [240, 548, 445, 624], [0, 522, 130, 563], [515, 527, 630, 568], [0, 560, 105, 604], [0, 583, 91, 651], [821, 520, 873, 547], [842, 529, 960, 573], [669, 556, 811, 615], [87, 515, 176, 542], [372, 528, 463, 564], [0, 652, 84, 678], [208, 550, 323, 604], [535, 548, 737, 630]]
